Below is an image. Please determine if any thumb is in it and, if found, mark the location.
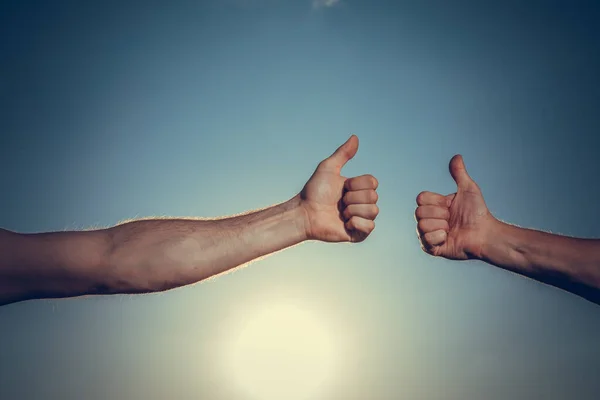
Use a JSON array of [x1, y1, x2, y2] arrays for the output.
[[318, 134, 359, 172], [449, 154, 476, 189]]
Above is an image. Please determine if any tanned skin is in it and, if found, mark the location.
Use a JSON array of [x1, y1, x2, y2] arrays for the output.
[[415, 155, 600, 305], [0, 135, 379, 306]]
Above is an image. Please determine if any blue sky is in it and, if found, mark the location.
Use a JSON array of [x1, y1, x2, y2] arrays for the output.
[[1, 1, 600, 399]]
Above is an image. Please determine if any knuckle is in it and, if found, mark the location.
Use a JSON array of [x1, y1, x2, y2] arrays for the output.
[[371, 190, 379, 203], [370, 175, 379, 188], [417, 219, 427, 232], [416, 191, 427, 204], [347, 216, 357, 228], [362, 221, 374, 234], [415, 206, 423, 219], [343, 207, 352, 220], [369, 221, 376, 232], [372, 204, 379, 217], [342, 192, 350, 204]]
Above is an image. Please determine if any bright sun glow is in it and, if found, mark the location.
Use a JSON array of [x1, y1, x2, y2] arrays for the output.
[[225, 302, 339, 400]]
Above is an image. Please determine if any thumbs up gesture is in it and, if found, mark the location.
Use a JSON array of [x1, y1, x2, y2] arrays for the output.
[[415, 155, 498, 260], [300, 135, 379, 243]]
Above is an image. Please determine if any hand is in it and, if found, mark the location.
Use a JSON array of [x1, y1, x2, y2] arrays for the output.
[[415, 155, 498, 260], [300, 135, 379, 243]]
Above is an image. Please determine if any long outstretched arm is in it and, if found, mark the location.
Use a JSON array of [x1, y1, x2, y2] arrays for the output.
[[0, 196, 307, 305], [0, 135, 379, 306]]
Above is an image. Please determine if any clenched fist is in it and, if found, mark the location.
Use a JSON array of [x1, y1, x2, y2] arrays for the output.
[[301, 135, 379, 243], [415, 155, 497, 260]]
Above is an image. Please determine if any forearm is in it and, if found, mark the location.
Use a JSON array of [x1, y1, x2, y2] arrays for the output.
[[104, 195, 308, 294], [0, 195, 308, 304], [481, 220, 600, 304]]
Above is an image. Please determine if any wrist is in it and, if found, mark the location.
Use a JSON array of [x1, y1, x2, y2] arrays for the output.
[[289, 194, 311, 242], [478, 218, 526, 270], [469, 215, 505, 261]]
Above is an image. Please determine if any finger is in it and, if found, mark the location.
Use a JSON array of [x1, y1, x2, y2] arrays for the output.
[[345, 216, 375, 235], [345, 174, 378, 191], [343, 189, 378, 205], [416, 191, 448, 207], [422, 230, 447, 247], [343, 204, 379, 220], [417, 218, 449, 234], [318, 135, 359, 172], [414, 205, 450, 221], [449, 154, 478, 190]]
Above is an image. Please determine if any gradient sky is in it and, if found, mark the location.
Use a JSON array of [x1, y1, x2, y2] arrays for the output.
[[1, 1, 600, 399]]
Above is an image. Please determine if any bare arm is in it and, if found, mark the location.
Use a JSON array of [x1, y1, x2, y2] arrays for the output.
[[0, 196, 306, 305], [0, 135, 379, 306], [481, 221, 600, 304], [416, 155, 600, 305]]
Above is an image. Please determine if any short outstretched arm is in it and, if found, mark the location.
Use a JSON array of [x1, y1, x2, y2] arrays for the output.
[[0, 196, 308, 306], [416, 154, 600, 306], [481, 221, 600, 304]]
